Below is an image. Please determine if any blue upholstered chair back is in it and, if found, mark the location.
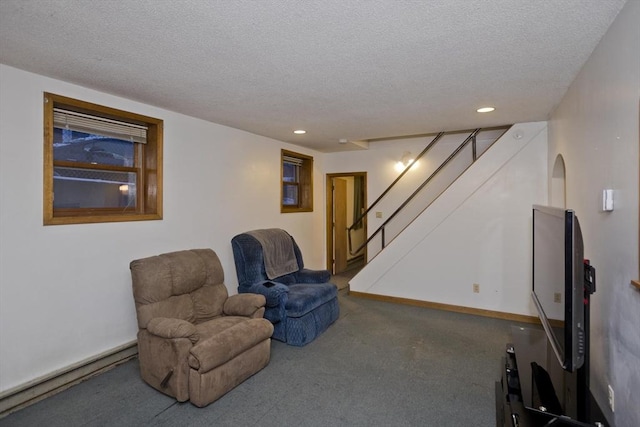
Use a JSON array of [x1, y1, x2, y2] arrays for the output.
[[232, 229, 338, 346], [232, 231, 305, 289]]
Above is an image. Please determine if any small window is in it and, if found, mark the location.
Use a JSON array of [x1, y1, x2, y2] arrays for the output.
[[281, 149, 313, 213], [43, 93, 163, 225]]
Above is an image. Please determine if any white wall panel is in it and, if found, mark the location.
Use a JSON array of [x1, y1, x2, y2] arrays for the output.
[[0, 65, 324, 393], [548, 1, 640, 424]]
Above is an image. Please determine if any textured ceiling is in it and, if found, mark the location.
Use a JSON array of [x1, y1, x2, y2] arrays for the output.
[[0, 0, 627, 152]]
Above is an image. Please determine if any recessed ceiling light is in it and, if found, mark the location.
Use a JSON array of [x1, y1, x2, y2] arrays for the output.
[[293, 129, 306, 134], [477, 107, 495, 113]]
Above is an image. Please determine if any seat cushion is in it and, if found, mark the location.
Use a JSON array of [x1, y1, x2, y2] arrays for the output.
[[285, 283, 338, 317]]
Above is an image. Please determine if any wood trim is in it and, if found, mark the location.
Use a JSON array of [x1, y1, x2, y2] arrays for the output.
[[326, 175, 333, 271], [349, 291, 541, 324], [45, 213, 162, 226], [44, 92, 161, 126], [0, 341, 137, 417], [281, 149, 313, 213], [43, 94, 55, 224], [43, 93, 163, 225], [325, 172, 368, 272], [53, 160, 137, 173], [631, 280, 640, 290], [145, 119, 163, 217]]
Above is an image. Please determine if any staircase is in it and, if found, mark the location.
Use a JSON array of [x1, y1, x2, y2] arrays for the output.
[[349, 126, 511, 262], [348, 121, 548, 316]]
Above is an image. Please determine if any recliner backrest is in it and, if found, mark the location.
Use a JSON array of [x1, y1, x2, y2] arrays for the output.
[[130, 249, 229, 329], [231, 232, 305, 289]]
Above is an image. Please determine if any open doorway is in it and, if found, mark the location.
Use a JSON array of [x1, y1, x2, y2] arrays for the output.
[[326, 173, 367, 276], [551, 154, 566, 208]]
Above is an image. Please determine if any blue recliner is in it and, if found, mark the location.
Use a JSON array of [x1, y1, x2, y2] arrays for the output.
[[231, 229, 339, 346]]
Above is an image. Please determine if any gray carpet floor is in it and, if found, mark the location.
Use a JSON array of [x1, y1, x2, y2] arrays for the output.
[[1, 293, 524, 427]]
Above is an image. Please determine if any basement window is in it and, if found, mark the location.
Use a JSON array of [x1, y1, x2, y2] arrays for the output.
[[281, 149, 313, 213], [43, 93, 163, 225]]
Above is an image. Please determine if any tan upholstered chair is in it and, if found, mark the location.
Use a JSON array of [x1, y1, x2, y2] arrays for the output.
[[130, 249, 273, 407]]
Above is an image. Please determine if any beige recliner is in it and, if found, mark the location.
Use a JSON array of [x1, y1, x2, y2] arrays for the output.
[[130, 249, 273, 407]]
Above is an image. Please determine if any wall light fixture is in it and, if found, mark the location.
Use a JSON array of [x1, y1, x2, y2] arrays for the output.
[[395, 151, 416, 172]]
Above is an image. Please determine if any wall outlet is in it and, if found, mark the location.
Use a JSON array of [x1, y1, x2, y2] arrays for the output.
[[473, 283, 480, 293], [554, 292, 562, 303], [375, 211, 383, 218], [608, 384, 614, 412]]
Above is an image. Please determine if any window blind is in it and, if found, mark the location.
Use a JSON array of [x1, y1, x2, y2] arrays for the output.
[[283, 155, 304, 166], [53, 108, 147, 143]]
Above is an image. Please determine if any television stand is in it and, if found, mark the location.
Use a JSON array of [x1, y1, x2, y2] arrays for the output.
[[495, 331, 609, 427]]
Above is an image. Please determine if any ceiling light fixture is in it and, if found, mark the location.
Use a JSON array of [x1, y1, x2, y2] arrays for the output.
[[293, 129, 306, 135], [477, 107, 495, 113]]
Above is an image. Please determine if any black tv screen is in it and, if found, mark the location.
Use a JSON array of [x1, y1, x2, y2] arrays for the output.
[[531, 205, 585, 372]]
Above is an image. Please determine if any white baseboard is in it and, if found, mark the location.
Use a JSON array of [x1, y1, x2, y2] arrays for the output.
[[0, 341, 138, 418]]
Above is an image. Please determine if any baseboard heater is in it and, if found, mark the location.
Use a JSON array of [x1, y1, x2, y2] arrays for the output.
[[0, 341, 138, 417]]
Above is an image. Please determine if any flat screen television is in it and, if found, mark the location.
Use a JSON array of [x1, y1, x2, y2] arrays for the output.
[[531, 205, 586, 372]]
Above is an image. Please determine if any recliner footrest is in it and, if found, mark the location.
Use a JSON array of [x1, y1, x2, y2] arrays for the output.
[[188, 318, 273, 372]]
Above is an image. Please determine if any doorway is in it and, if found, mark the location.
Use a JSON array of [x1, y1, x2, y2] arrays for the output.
[[326, 172, 367, 275], [551, 154, 566, 208]]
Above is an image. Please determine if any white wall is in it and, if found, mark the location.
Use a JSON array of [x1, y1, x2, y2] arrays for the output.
[[347, 123, 548, 316], [0, 65, 325, 393], [548, 1, 640, 425]]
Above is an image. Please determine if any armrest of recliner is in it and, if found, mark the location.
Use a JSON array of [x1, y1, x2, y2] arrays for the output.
[[147, 317, 200, 344], [243, 281, 289, 307], [224, 293, 266, 318], [296, 268, 331, 284]]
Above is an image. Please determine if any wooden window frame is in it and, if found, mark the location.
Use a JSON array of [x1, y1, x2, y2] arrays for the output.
[[281, 149, 313, 213], [43, 93, 163, 225]]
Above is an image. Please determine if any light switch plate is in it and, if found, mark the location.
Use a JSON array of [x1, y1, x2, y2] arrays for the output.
[[602, 189, 614, 211]]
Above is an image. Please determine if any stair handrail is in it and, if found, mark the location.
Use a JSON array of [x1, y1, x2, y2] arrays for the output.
[[346, 131, 445, 250], [348, 128, 481, 256]]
